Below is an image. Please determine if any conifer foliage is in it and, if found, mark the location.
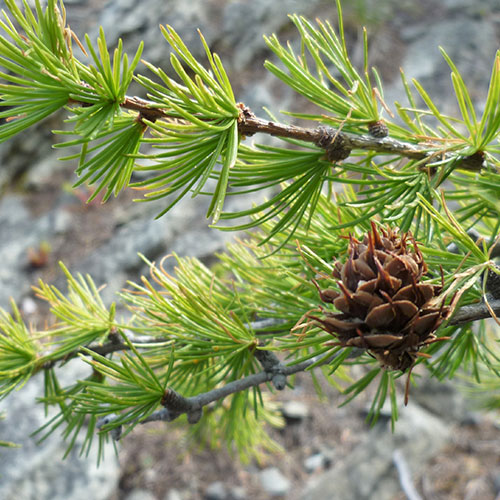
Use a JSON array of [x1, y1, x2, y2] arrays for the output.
[[0, 0, 499, 462]]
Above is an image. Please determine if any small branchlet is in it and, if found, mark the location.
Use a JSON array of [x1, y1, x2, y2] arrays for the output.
[[368, 120, 389, 138], [161, 388, 195, 422], [314, 126, 352, 162], [97, 414, 122, 441], [485, 265, 500, 299], [253, 347, 287, 390]]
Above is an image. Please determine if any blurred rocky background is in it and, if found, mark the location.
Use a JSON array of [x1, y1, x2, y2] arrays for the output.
[[1, 0, 500, 499]]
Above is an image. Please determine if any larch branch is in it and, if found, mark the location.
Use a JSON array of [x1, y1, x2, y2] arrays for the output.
[[112, 95, 485, 171]]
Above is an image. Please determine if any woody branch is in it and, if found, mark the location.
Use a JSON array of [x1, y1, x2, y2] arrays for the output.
[[110, 96, 488, 170], [81, 95, 486, 171], [97, 297, 500, 435], [37, 296, 500, 377]]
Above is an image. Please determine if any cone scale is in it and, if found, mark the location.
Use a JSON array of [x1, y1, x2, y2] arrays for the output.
[[312, 222, 450, 401]]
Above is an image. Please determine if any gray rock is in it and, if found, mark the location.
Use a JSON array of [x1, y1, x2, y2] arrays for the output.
[[0, 195, 59, 307], [464, 477, 493, 500], [163, 490, 183, 500], [72, 192, 240, 305], [491, 470, 500, 494], [20, 296, 38, 316], [204, 481, 228, 500], [239, 79, 276, 116], [281, 400, 310, 422], [440, 0, 498, 11], [92, 0, 329, 71], [410, 378, 471, 422], [23, 153, 72, 193], [301, 401, 451, 500], [125, 489, 158, 500], [259, 467, 291, 497], [396, 18, 497, 113], [0, 123, 56, 190], [0, 360, 119, 500], [228, 486, 246, 500], [460, 412, 484, 427], [303, 453, 326, 473], [94, 0, 221, 66], [221, 0, 323, 70]]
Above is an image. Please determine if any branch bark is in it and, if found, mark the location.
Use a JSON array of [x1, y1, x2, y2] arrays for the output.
[[110, 95, 485, 171], [448, 297, 500, 325], [139, 355, 317, 427], [38, 297, 500, 373], [89, 297, 499, 437], [129, 297, 500, 432]]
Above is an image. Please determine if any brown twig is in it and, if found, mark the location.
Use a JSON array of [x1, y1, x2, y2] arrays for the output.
[[104, 96, 485, 171], [121, 95, 169, 122]]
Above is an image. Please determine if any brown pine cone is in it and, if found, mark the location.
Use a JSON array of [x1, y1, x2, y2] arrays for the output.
[[312, 222, 450, 374]]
